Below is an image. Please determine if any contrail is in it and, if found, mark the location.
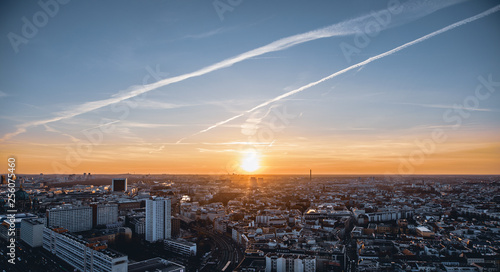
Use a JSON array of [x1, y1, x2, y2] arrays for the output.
[[185, 4, 500, 139], [0, 0, 462, 142]]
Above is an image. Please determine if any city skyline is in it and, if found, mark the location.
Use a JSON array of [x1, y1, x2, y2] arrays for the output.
[[1, 0, 499, 175]]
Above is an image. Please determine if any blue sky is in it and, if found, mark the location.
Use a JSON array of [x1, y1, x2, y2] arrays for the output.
[[0, 0, 499, 174]]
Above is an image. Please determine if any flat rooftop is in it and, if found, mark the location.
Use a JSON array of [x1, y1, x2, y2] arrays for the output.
[[128, 257, 185, 272]]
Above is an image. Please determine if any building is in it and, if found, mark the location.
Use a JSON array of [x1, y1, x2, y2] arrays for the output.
[[171, 217, 180, 238], [92, 204, 119, 226], [47, 205, 93, 232], [130, 217, 145, 235], [250, 177, 258, 188], [128, 257, 185, 272], [118, 201, 141, 211], [0, 213, 38, 241], [265, 253, 316, 272], [164, 238, 197, 256], [20, 218, 45, 247], [14, 186, 33, 212], [112, 178, 127, 192], [145, 197, 171, 242], [43, 227, 128, 272], [416, 226, 435, 238]]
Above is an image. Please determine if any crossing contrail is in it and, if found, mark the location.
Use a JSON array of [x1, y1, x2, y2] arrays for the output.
[[184, 4, 500, 140], [0, 0, 463, 142]]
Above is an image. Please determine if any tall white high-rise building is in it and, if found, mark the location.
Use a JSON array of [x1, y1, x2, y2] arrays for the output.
[[145, 197, 171, 242]]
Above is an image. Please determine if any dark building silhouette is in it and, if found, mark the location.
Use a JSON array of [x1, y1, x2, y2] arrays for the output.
[[171, 217, 181, 238], [112, 178, 127, 192], [14, 186, 32, 212]]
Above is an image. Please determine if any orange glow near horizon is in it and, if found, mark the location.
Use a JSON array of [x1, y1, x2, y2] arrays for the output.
[[2, 133, 499, 175]]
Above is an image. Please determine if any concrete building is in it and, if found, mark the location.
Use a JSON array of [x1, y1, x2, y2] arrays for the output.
[[93, 204, 119, 226], [128, 257, 185, 272], [47, 205, 93, 232], [265, 253, 316, 272], [0, 213, 38, 241], [171, 217, 180, 238], [130, 217, 145, 235], [164, 238, 197, 256], [112, 178, 127, 192], [43, 227, 128, 272], [20, 218, 45, 247], [416, 226, 435, 238], [145, 197, 171, 242]]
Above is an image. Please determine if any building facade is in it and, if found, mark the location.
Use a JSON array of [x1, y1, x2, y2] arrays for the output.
[[265, 253, 316, 272], [47, 206, 93, 232], [145, 197, 171, 242], [43, 227, 128, 272], [95, 204, 119, 226], [20, 218, 45, 247], [164, 238, 197, 256], [112, 179, 127, 192]]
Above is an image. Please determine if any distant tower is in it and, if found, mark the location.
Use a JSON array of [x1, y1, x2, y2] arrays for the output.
[[310, 169, 312, 182], [250, 177, 257, 189], [112, 178, 127, 192]]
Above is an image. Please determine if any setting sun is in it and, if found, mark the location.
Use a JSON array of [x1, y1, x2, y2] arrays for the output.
[[240, 150, 261, 173]]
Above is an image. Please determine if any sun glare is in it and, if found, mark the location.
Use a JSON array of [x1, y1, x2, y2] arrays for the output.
[[240, 150, 260, 172]]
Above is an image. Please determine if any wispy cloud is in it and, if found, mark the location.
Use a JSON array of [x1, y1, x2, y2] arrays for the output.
[[325, 127, 377, 131], [148, 145, 165, 154], [409, 124, 460, 130], [197, 148, 238, 153], [120, 121, 183, 128], [81, 120, 121, 132], [43, 124, 60, 133], [0, 91, 7, 98], [135, 99, 192, 109], [181, 27, 229, 40], [395, 102, 497, 112], [0, 0, 465, 142], [202, 141, 273, 146], [185, 5, 500, 139]]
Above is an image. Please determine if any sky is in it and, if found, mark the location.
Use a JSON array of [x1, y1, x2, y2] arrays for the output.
[[0, 0, 499, 175]]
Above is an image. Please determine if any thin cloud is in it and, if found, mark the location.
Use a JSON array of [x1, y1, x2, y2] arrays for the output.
[[197, 148, 238, 153], [185, 5, 500, 139], [148, 145, 165, 154], [0, 0, 465, 142], [202, 141, 272, 146], [181, 27, 229, 40], [43, 124, 60, 133], [62, 133, 81, 143], [396, 102, 496, 112], [81, 120, 121, 132], [135, 99, 192, 109], [120, 121, 183, 128]]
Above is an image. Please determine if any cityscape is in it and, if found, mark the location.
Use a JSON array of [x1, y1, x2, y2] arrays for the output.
[[1, 174, 500, 271], [1, 0, 500, 272]]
